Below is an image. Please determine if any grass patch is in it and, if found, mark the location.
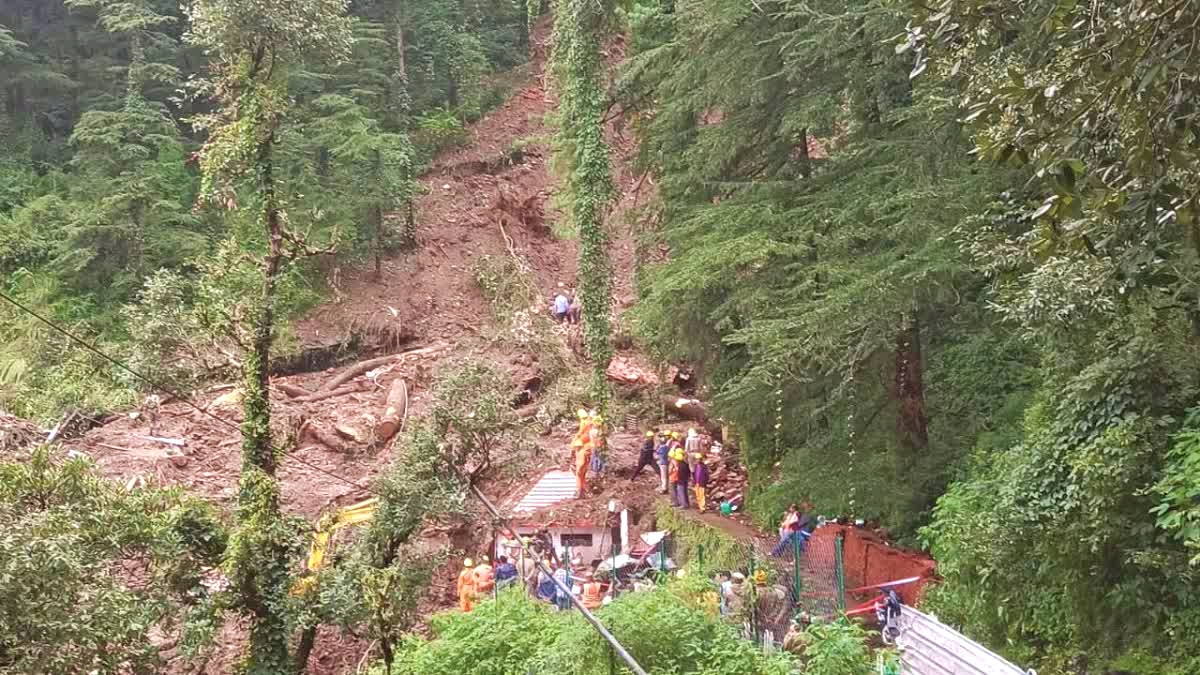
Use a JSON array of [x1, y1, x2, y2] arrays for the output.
[[655, 503, 756, 574]]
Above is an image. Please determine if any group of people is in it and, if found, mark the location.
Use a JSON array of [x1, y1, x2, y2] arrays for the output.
[[712, 569, 793, 643], [632, 428, 712, 511], [771, 502, 815, 557], [551, 286, 582, 324], [458, 530, 614, 614], [570, 408, 607, 498], [456, 553, 526, 611]]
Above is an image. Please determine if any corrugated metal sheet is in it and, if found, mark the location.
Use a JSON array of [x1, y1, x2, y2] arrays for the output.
[[512, 470, 577, 513], [897, 606, 1031, 675]]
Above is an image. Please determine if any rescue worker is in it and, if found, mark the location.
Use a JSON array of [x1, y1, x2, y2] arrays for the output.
[[474, 554, 495, 597], [567, 293, 581, 324], [631, 431, 657, 480], [574, 426, 595, 498], [537, 560, 558, 602], [692, 452, 710, 512], [457, 558, 477, 612], [581, 573, 605, 610], [754, 570, 790, 644], [495, 555, 518, 588], [655, 433, 671, 494], [685, 428, 702, 456], [553, 561, 572, 610], [588, 417, 607, 478], [670, 447, 691, 508]]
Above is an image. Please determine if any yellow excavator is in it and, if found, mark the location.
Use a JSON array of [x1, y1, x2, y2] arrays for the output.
[[293, 497, 379, 595]]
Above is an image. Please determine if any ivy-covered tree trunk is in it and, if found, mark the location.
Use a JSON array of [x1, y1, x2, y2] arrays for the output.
[[893, 312, 928, 456], [551, 0, 615, 405], [232, 125, 296, 675]]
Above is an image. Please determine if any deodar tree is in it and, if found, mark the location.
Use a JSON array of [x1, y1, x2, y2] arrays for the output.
[[550, 0, 614, 405], [184, 0, 351, 672]]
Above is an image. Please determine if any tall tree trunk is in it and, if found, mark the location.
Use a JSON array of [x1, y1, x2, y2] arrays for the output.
[[894, 311, 928, 455], [237, 127, 294, 672]]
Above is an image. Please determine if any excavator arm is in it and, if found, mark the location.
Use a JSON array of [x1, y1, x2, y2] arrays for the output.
[[294, 497, 379, 595]]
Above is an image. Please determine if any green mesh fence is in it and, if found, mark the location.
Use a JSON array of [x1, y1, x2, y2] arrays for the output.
[[661, 525, 845, 648]]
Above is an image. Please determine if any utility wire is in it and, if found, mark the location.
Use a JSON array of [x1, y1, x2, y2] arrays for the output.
[[3, 288, 653, 669], [0, 288, 366, 491], [468, 483, 650, 675]]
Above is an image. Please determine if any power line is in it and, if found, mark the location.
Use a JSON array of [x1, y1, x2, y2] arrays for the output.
[[0, 288, 366, 491], [3, 288, 650, 664]]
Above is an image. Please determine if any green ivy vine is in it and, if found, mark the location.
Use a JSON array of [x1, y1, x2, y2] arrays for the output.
[[550, 0, 615, 405]]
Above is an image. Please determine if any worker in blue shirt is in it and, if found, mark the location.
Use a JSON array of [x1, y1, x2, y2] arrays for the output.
[[552, 292, 569, 322]]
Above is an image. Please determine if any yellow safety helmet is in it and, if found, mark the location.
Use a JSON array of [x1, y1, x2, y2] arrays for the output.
[[671, 431, 682, 440], [693, 453, 703, 460], [753, 569, 768, 586], [577, 409, 588, 419], [464, 558, 475, 568], [647, 431, 657, 438]]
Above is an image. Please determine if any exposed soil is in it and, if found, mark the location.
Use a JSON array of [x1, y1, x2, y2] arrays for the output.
[[60, 17, 666, 675]]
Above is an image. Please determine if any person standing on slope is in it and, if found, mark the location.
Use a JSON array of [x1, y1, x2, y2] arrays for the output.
[[631, 430, 657, 481], [473, 554, 495, 599], [457, 558, 477, 612], [692, 453, 711, 512]]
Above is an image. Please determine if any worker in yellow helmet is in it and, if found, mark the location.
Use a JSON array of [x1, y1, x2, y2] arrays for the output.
[[631, 430, 657, 482], [575, 425, 600, 498], [668, 444, 691, 508], [458, 558, 477, 612], [692, 452, 710, 512]]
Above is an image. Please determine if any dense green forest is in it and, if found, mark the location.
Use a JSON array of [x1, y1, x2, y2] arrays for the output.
[[0, 0, 527, 417], [3, 0, 1200, 673]]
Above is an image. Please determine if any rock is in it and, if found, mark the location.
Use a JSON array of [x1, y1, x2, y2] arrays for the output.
[[167, 451, 189, 469]]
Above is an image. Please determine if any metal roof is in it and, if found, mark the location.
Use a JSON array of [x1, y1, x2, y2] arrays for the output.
[[511, 470, 577, 514], [898, 606, 1031, 675]]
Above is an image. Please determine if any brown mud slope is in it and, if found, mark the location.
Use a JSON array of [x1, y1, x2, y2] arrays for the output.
[[69, 17, 659, 675]]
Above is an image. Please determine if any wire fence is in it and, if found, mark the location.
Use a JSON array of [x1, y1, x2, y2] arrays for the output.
[[657, 524, 847, 649]]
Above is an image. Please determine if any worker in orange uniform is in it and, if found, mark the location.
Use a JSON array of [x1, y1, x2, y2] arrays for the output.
[[474, 554, 495, 599], [458, 558, 477, 612], [581, 573, 605, 610], [575, 425, 599, 498]]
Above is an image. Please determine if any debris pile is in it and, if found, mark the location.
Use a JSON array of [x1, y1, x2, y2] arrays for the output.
[[0, 412, 41, 452], [705, 444, 749, 509]]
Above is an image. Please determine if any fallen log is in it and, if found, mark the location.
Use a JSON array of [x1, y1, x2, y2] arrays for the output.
[[318, 344, 446, 392], [274, 382, 312, 398], [662, 396, 711, 428], [296, 384, 364, 403], [299, 420, 345, 453], [375, 379, 408, 442]]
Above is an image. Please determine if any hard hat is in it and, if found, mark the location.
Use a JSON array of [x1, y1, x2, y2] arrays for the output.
[[671, 431, 681, 440], [693, 453, 703, 459], [464, 558, 474, 568], [481, 555, 489, 563], [731, 572, 746, 582], [521, 536, 531, 544], [646, 431, 656, 438], [753, 570, 768, 585], [592, 414, 604, 424], [577, 409, 588, 419], [688, 428, 696, 435]]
